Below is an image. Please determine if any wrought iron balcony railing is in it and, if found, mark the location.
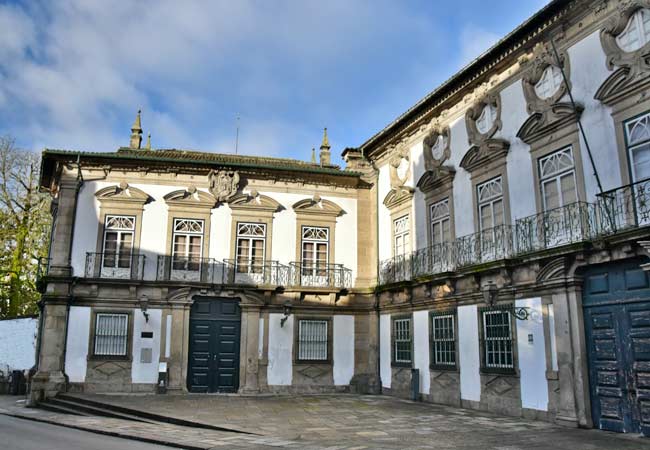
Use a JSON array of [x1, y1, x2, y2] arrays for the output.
[[289, 262, 353, 289], [223, 259, 291, 286], [379, 183, 650, 286], [596, 177, 650, 233], [514, 201, 599, 254], [85, 252, 146, 280], [156, 256, 232, 284]]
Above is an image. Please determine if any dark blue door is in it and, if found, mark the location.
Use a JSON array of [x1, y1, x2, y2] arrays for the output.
[[583, 258, 650, 435], [188, 297, 241, 393]]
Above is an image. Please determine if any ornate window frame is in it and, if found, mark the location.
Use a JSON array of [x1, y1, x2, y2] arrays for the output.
[[163, 187, 216, 261], [227, 191, 282, 262], [292, 195, 344, 265], [94, 183, 151, 257], [596, 1, 650, 108], [462, 90, 510, 175]]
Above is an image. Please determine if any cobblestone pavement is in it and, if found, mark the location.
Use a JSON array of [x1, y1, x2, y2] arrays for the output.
[[53, 394, 650, 449]]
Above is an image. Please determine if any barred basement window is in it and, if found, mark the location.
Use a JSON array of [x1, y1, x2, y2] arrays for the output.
[[481, 309, 514, 371], [94, 313, 129, 357], [297, 319, 328, 362], [430, 313, 456, 369], [392, 317, 412, 365]]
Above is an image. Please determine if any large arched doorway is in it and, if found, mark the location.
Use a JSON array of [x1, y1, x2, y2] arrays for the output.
[[187, 297, 241, 393]]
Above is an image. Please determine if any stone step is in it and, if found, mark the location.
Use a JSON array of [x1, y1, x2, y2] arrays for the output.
[[57, 394, 253, 434], [38, 401, 87, 417], [45, 397, 153, 423]]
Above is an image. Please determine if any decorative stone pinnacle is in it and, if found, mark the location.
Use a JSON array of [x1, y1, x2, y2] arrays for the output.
[[311, 147, 316, 163], [145, 133, 151, 150], [129, 109, 143, 149], [321, 127, 330, 149]]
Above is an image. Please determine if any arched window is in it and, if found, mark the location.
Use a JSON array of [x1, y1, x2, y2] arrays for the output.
[[534, 65, 563, 99], [616, 8, 650, 52], [476, 104, 497, 134]]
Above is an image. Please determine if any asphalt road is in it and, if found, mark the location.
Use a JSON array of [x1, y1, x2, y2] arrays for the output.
[[0, 414, 175, 450]]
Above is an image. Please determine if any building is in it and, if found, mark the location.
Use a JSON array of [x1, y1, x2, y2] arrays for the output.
[[33, 0, 650, 437]]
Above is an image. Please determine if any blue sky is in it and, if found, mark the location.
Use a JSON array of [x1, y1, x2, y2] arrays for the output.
[[0, 0, 549, 165]]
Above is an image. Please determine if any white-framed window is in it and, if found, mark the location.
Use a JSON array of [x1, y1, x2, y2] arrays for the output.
[[102, 215, 135, 269], [476, 103, 498, 134], [539, 147, 578, 211], [172, 218, 204, 271], [301, 226, 329, 276], [297, 319, 328, 362], [94, 313, 128, 357], [616, 8, 650, 53], [534, 65, 563, 99], [392, 317, 412, 364], [393, 215, 410, 256], [477, 177, 504, 231], [236, 223, 266, 274], [625, 112, 650, 182], [430, 199, 451, 246], [430, 313, 456, 368], [481, 309, 514, 371]]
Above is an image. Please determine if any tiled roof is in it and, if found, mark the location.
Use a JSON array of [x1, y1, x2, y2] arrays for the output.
[[42, 147, 361, 177]]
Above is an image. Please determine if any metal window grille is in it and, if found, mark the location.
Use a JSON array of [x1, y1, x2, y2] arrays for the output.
[[393, 318, 412, 363], [482, 310, 514, 370], [298, 320, 328, 361], [431, 314, 455, 367], [94, 313, 128, 356]]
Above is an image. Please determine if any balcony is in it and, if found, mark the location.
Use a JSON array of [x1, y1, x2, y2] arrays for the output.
[[156, 256, 232, 284], [379, 182, 650, 286], [289, 262, 353, 289], [223, 259, 291, 286], [85, 252, 146, 280]]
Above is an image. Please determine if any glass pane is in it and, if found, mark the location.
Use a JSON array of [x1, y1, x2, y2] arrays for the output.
[[493, 200, 504, 226], [103, 232, 118, 268], [118, 233, 133, 268], [480, 204, 493, 230], [543, 179, 560, 211], [560, 173, 577, 205], [632, 144, 650, 181], [236, 239, 250, 272]]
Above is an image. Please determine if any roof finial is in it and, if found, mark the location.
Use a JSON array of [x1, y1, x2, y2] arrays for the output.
[[321, 127, 330, 149], [129, 109, 143, 149], [319, 127, 331, 166], [145, 133, 151, 150], [311, 147, 316, 163]]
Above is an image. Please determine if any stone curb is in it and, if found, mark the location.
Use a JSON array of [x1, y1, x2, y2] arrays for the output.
[[0, 411, 208, 450]]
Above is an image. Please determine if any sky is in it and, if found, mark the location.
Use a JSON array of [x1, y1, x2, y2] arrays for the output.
[[0, 0, 549, 165]]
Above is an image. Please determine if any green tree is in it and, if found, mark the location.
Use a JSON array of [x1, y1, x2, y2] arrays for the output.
[[0, 135, 51, 318]]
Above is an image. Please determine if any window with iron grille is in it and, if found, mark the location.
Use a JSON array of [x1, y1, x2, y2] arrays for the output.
[[172, 218, 204, 271], [236, 222, 266, 274], [94, 313, 129, 357], [481, 309, 514, 372], [392, 317, 412, 365], [297, 319, 328, 362], [102, 215, 135, 269], [430, 312, 456, 369]]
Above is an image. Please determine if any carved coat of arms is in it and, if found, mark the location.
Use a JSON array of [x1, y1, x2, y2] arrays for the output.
[[209, 169, 240, 202]]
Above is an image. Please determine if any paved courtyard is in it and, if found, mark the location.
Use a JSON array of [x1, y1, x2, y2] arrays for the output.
[[60, 393, 650, 449]]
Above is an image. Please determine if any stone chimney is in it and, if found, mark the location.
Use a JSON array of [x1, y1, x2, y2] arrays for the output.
[[319, 127, 331, 166], [129, 110, 143, 149]]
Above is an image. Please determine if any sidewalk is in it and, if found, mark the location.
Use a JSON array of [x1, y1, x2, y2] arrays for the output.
[[0, 395, 301, 449]]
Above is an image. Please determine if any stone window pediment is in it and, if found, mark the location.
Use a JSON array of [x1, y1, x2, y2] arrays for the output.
[[292, 195, 345, 218], [229, 191, 283, 214], [95, 182, 152, 208], [596, 2, 650, 106], [163, 186, 216, 210]]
